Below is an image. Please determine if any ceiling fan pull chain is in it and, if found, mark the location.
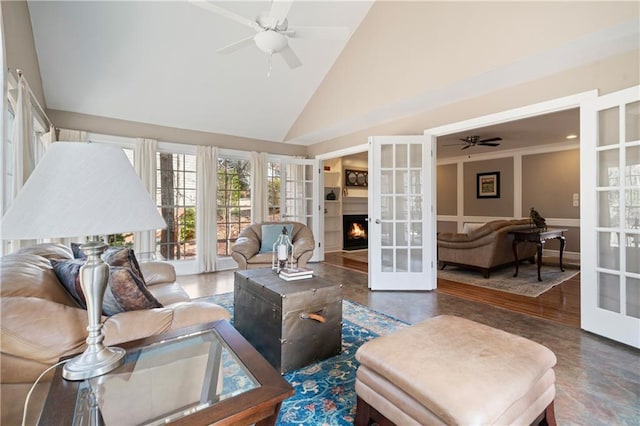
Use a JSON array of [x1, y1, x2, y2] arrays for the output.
[[267, 52, 273, 78]]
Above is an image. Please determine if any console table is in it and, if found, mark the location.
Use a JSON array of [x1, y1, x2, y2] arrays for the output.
[[39, 320, 293, 425], [510, 228, 567, 282]]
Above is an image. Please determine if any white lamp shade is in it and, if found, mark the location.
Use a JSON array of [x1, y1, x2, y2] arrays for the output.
[[1, 142, 166, 240]]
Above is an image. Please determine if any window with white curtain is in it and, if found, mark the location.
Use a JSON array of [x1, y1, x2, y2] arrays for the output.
[[156, 151, 197, 260], [3, 110, 15, 212], [217, 154, 251, 256], [267, 160, 282, 221]]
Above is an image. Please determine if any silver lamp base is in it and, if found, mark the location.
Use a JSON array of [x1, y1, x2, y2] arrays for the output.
[[63, 345, 125, 381], [62, 241, 127, 381]]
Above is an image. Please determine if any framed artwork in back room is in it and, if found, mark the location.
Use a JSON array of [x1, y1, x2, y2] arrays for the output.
[[477, 172, 500, 198]]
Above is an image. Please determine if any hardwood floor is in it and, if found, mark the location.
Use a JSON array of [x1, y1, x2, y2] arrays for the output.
[[324, 251, 580, 328]]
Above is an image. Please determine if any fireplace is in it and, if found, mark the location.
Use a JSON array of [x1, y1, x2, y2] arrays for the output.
[[343, 215, 368, 250]]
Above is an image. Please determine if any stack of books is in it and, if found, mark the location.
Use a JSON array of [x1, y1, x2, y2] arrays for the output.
[[279, 267, 313, 281]]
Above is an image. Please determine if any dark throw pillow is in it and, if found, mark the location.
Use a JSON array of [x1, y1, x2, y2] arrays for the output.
[[51, 259, 162, 316], [71, 245, 144, 282]]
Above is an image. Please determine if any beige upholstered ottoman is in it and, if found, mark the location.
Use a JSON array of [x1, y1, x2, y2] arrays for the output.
[[354, 315, 557, 426]]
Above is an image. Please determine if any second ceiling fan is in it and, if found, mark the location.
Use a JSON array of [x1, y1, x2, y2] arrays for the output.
[[457, 136, 502, 150]]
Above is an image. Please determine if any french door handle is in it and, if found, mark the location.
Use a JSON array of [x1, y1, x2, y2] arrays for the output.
[[375, 219, 381, 224]]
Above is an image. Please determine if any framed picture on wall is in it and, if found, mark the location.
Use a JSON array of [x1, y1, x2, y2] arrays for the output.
[[477, 172, 500, 198], [345, 169, 368, 187]]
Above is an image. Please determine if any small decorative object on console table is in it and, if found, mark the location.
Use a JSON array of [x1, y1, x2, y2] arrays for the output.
[[272, 226, 294, 273], [0, 142, 166, 381], [530, 207, 547, 230]]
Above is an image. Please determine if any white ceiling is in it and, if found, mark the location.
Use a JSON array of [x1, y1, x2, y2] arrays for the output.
[[27, 0, 373, 143], [25, 1, 637, 148]]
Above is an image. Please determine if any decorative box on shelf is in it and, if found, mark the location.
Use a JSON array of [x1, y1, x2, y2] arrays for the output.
[[279, 267, 313, 281]]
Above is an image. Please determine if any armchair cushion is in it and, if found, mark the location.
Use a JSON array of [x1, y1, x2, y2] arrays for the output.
[[259, 223, 294, 253]]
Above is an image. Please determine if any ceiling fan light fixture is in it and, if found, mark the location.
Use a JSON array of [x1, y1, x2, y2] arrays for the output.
[[254, 30, 288, 54]]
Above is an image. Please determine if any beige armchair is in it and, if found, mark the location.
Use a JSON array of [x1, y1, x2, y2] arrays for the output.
[[437, 219, 537, 278], [231, 221, 315, 269]]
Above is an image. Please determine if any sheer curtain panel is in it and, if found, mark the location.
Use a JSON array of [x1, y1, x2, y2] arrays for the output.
[[133, 138, 158, 257], [196, 145, 218, 272], [250, 151, 268, 223]]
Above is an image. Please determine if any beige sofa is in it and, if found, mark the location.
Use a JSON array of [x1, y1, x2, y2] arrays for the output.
[[231, 221, 315, 269], [437, 219, 537, 278], [0, 243, 230, 425]]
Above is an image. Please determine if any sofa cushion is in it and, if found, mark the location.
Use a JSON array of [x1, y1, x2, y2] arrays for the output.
[[260, 223, 293, 253], [51, 259, 162, 316]]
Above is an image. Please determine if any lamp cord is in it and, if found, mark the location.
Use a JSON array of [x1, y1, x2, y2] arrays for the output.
[[22, 359, 69, 426]]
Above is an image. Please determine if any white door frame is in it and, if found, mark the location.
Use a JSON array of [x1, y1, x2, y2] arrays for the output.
[[425, 90, 598, 288]]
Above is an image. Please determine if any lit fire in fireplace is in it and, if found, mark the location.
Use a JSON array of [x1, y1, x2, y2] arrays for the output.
[[348, 222, 367, 240]]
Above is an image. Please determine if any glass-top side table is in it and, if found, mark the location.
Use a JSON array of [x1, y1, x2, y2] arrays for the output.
[[39, 320, 294, 426]]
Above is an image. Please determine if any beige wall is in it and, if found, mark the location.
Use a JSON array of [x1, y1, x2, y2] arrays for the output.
[[295, 1, 638, 146], [437, 148, 582, 252], [306, 49, 639, 157], [522, 150, 580, 219], [464, 158, 514, 217], [48, 110, 307, 156], [2, 0, 45, 106], [437, 164, 457, 216]]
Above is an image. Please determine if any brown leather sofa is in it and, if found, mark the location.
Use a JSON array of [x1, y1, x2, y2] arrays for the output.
[[437, 219, 537, 278], [0, 243, 230, 425], [231, 221, 315, 269]]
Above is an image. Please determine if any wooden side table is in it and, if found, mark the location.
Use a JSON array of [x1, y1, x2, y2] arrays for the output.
[[510, 228, 567, 281]]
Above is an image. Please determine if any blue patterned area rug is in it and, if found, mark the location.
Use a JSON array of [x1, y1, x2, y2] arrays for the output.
[[201, 293, 407, 425]]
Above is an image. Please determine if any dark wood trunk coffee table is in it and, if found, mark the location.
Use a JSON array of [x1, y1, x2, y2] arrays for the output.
[[39, 320, 293, 425]]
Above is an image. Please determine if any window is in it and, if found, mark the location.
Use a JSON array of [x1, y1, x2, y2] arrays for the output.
[[217, 157, 251, 256], [156, 152, 197, 260], [267, 160, 281, 221]]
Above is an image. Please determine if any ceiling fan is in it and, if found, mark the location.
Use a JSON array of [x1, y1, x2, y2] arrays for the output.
[[455, 136, 502, 150], [190, 0, 349, 72]]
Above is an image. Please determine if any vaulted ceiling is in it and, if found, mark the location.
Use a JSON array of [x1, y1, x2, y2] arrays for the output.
[[25, 1, 639, 148]]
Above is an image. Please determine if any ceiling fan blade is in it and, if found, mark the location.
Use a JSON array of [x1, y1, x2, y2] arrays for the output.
[[189, 0, 262, 32], [478, 142, 500, 147], [461, 144, 471, 150], [269, 0, 293, 26], [287, 26, 349, 40], [459, 138, 470, 143], [279, 45, 302, 69], [478, 137, 502, 143], [216, 35, 255, 54]]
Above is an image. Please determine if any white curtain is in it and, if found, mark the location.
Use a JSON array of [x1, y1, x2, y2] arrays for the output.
[[7, 75, 35, 250], [133, 138, 158, 258], [196, 145, 218, 272], [41, 125, 56, 154], [57, 128, 88, 142], [250, 151, 268, 223]]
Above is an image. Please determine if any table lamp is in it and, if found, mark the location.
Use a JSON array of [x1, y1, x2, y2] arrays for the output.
[[0, 142, 166, 380]]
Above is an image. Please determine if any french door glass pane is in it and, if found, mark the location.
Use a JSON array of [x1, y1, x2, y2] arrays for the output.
[[597, 148, 619, 187], [627, 277, 640, 319], [598, 107, 619, 146], [410, 144, 422, 168], [625, 101, 640, 142], [381, 145, 393, 168], [598, 191, 619, 227], [598, 272, 620, 313], [598, 231, 619, 270], [396, 248, 408, 272], [411, 249, 423, 272]]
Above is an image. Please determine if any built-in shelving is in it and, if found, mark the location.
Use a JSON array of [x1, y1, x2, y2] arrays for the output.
[[323, 162, 343, 252]]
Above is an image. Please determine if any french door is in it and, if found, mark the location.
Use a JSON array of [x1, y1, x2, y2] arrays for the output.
[[368, 136, 435, 290], [581, 85, 640, 348], [280, 158, 323, 262]]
